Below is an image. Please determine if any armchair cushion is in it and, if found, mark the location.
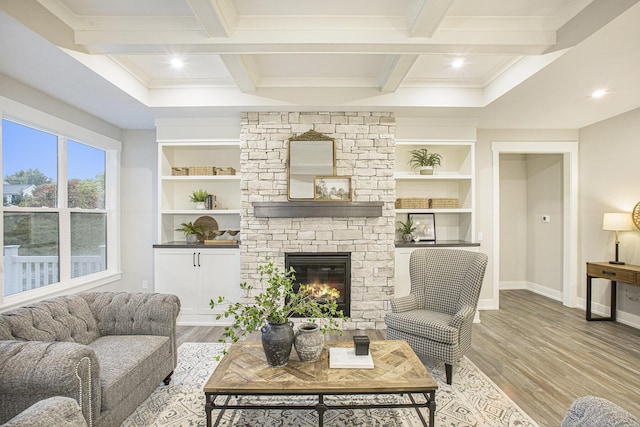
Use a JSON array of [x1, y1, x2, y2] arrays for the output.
[[385, 309, 457, 344]]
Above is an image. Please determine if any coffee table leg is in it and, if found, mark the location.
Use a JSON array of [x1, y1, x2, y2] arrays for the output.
[[427, 390, 436, 426], [315, 394, 327, 427], [205, 393, 214, 427]]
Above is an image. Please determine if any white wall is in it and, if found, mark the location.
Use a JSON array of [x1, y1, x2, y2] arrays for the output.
[[120, 129, 157, 292], [579, 107, 640, 323]]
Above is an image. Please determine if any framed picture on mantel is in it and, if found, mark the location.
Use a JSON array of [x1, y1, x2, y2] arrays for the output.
[[412, 213, 436, 241], [314, 176, 352, 201]]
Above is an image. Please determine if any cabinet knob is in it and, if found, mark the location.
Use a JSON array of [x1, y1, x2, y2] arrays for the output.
[[602, 270, 616, 277]]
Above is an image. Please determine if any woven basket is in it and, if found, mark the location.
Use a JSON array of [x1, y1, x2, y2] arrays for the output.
[[429, 198, 459, 209], [188, 166, 215, 176], [214, 167, 237, 176], [395, 198, 429, 209], [171, 167, 189, 176]]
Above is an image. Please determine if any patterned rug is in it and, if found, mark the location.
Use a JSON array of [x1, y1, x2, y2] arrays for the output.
[[122, 343, 538, 427]]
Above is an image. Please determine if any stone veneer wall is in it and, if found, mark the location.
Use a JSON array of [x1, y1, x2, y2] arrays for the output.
[[239, 112, 396, 330]]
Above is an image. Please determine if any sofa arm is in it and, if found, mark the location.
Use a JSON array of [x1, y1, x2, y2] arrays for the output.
[[389, 295, 419, 313], [0, 341, 100, 426], [449, 305, 475, 330], [2, 396, 87, 427]]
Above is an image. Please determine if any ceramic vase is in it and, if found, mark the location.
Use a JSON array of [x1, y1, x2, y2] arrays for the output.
[[294, 322, 324, 362], [260, 321, 294, 367], [419, 166, 434, 175]]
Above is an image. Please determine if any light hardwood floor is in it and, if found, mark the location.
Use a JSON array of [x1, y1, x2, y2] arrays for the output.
[[176, 290, 640, 426]]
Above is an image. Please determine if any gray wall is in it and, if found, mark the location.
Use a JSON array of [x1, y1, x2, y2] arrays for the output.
[[579, 107, 640, 320]]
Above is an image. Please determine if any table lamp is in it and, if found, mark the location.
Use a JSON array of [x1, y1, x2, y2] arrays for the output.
[[602, 213, 634, 264]]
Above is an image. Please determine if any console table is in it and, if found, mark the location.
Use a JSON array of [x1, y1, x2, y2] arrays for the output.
[[586, 262, 640, 321]]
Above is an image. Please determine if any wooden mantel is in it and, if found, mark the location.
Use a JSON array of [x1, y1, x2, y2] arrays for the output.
[[252, 201, 384, 218]]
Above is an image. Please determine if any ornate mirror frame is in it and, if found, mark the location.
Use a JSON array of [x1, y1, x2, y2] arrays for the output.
[[287, 129, 336, 200]]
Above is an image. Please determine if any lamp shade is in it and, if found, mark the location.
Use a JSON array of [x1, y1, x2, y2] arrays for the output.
[[602, 213, 634, 231]]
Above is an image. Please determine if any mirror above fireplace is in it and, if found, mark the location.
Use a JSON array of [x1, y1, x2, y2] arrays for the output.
[[287, 129, 335, 200]]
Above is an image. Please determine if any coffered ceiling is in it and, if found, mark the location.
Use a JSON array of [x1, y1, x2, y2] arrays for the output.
[[0, 0, 639, 129]]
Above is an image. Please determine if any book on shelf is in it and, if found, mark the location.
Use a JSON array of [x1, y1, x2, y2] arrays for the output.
[[329, 347, 374, 369]]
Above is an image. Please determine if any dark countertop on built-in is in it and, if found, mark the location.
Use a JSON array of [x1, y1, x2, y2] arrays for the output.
[[153, 241, 240, 249], [394, 240, 480, 247], [154, 241, 477, 249]]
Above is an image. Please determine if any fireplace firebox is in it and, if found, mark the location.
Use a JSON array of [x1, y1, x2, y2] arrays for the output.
[[285, 252, 351, 317]]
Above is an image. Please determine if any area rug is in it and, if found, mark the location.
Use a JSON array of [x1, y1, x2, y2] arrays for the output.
[[122, 343, 538, 427]]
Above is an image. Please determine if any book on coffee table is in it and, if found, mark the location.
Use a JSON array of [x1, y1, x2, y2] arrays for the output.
[[329, 347, 374, 369]]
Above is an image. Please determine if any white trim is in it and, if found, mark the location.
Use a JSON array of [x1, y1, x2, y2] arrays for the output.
[[491, 141, 579, 310]]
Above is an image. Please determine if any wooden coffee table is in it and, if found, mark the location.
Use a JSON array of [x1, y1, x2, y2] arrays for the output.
[[204, 340, 437, 426]]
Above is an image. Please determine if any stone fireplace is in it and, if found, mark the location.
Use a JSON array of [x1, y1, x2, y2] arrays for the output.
[[239, 112, 396, 330]]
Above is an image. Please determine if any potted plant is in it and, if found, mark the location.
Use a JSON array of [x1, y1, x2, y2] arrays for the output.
[[396, 216, 416, 241], [189, 189, 209, 210], [175, 221, 204, 244], [408, 148, 442, 175], [210, 259, 348, 366]]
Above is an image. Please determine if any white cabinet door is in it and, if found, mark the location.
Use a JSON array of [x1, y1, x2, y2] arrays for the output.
[[154, 248, 240, 325], [199, 250, 241, 318]]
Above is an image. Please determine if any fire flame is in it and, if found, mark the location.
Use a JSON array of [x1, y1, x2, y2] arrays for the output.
[[299, 283, 340, 300]]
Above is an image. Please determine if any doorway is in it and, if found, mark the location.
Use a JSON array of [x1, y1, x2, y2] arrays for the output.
[[492, 141, 578, 309]]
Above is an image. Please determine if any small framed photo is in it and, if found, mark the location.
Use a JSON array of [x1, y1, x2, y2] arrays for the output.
[[314, 176, 352, 201], [412, 213, 436, 241]]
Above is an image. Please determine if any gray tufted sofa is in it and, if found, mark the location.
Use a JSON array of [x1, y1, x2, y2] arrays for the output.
[[0, 291, 181, 427]]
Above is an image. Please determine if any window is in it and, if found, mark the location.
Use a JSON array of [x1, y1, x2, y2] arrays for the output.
[[1, 102, 120, 300]]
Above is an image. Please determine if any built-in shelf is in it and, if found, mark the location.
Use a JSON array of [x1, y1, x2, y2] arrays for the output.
[[252, 201, 384, 218]]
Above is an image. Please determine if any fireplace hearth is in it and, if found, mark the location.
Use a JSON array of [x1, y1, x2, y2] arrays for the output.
[[285, 252, 351, 317]]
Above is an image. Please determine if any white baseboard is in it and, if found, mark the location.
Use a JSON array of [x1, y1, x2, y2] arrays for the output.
[[574, 297, 640, 329], [499, 281, 562, 302], [499, 280, 527, 290]]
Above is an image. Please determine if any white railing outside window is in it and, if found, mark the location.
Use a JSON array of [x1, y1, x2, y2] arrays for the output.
[[3, 245, 106, 296]]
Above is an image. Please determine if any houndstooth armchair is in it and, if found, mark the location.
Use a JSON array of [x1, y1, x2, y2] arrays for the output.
[[385, 249, 488, 385]]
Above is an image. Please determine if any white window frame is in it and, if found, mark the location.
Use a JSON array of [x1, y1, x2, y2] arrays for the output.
[[0, 97, 121, 309]]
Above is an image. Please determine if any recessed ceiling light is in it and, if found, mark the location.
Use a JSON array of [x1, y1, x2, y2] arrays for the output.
[[452, 58, 465, 68], [591, 89, 607, 98], [170, 57, 184, 69]]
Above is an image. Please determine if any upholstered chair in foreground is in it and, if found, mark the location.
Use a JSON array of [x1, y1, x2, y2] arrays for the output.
[[561, 396, 640, 427], [385, 249, 488, 385]]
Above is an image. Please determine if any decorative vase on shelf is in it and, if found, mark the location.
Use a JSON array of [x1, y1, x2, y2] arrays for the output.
[[402, 233, 413, 242], [195, 201, 206, 210], [186, 233, 199, 244], [419, 166, 434, 175], [294, 322, 324, 362], [260, 321, 295, 367]]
